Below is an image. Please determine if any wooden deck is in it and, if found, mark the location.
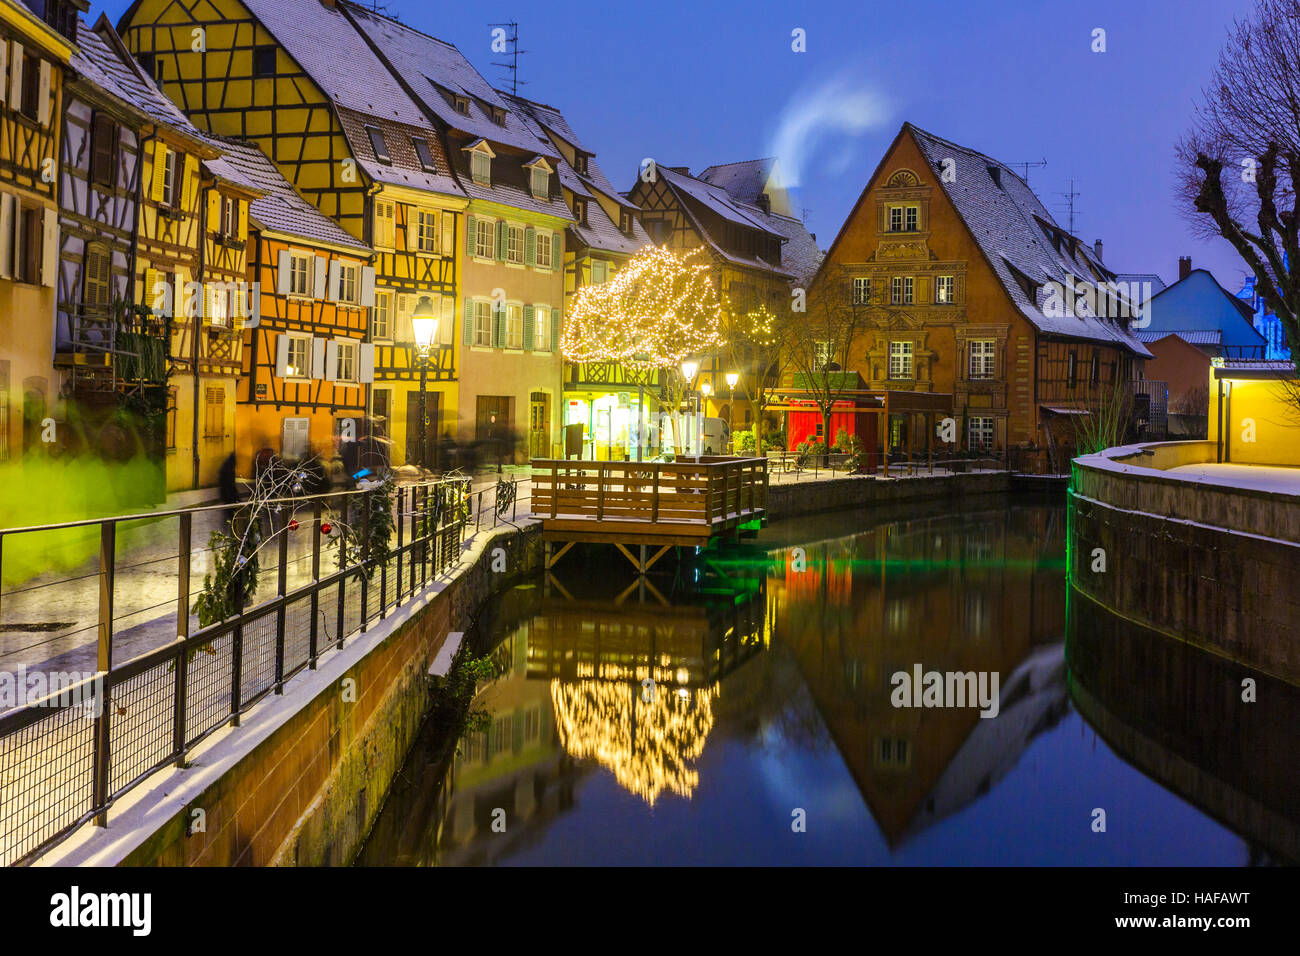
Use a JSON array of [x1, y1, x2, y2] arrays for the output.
[[532, 457, 768, 570]]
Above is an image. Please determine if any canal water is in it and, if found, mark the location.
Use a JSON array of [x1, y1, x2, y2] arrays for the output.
[[357, 495, 1300, 866]]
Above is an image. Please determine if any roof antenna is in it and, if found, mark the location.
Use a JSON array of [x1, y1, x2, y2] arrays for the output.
[[489, 21, 527, 96], [1007, 158, 1047, 184], [1056, 178, 1082, 234]]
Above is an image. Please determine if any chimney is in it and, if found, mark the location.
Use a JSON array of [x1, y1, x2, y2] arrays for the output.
[[1178, 256, 1192, 280], [667, 166, 690, 175], [756, 194, 770, 214], [1093, 239, 1103, 262]]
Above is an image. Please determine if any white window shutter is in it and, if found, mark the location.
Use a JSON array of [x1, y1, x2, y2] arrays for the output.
[[441, 212, 454, 256], [440, 294, 454, 344], [0, 194, 13, 279], [38, 60, 50, 126], [406, 209, 418, 253], [41, 207, 57, 287], [360, 265, 376, 307], [275, 334, 290, 378], [276, 251, 291, 295], [324, 339, 339, 381], [311, 337, 326, 379], [358, 343, 375, 384], [327, 261, 341, 301], [9, 43, 23, 109], [396, 295, 413, 343], [0, 43, 8, 108], [312, 255, 327, 298]]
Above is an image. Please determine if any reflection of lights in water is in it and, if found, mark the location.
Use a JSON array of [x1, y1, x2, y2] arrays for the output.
[[550, 679, 714, 805]]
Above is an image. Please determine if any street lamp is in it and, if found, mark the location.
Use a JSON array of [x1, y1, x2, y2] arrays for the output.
[[725, 371, 739, 453], [411, 296, 439, 473], [679, 359, 699, 456]]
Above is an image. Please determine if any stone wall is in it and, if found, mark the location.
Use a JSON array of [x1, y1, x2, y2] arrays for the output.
[[116, 524, 543, 867], [1070, 447, 1300, 685], [765, 472, 1011, 520]]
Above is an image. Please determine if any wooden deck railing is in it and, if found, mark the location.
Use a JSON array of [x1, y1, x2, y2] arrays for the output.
[[531, 457, 768, 541]]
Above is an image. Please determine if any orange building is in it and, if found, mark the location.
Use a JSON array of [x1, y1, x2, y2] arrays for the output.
[[207, 136, 376, 478], [813, 124, 1151, 471]]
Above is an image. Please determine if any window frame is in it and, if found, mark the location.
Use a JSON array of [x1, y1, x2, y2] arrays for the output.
[[968, 416, 995, 453], [888, 340, 914, 379], [366, 126, 391, 165], [90, 113, 117, 189], [374, 200, 396, 249], [471, 149, 491, 185], [372, 290, 393, 341], [534, 307, 551, 351], [852, 277, 871, 305], [252, 45, 277, 77], [505, 303, 524, 349], [416, 208, 439, 254], [535, 230, 552, 269], [284, 334, 312, 380], [412, 137, 437, 173], [506, 223, 524, 265], [529, 165, 549, 200], [935, 275, 955, 304], [338, 263, 360, 305], [474, 218, 495, 259], [287, 251, 311, 297], [968, 339, 996, 380], [335, 339, 358, 382], [473, 300, 493, 347], [160, 149, 178, 208]]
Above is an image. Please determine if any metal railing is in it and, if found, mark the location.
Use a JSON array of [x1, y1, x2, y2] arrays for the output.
[[0, 476, 471, 867]]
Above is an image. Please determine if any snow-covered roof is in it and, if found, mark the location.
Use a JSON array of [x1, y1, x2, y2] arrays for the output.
[[1136, 329, 1222, 346], [905, 123, 1151, 358]]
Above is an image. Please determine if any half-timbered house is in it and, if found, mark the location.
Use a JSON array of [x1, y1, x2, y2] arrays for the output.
[[206, 135, 376, 477], [813, 123, 1151, 471], [343, 4, 571, 462], [118, 0, 468, 468], [506, 92, 652, 461], [0, 0, 80, 461], [627, 158, 821, 438]]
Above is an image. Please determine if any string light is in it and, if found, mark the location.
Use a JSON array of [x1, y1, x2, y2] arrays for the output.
[[562, 247, 727, 371]]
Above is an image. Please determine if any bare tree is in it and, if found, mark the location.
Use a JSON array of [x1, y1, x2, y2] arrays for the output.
[[719, 286, 792, 451], [1178, 0, 1300, 361]]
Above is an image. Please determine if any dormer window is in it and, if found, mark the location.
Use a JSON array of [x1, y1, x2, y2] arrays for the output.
[[464, 140, 495, 186], [574, 153, 590, 176], [572, 198, 587, 224], [412, 137, 437, 173], [366, 126, 391, 165], [620, 210, 634, 235], [491, 107, 506, 125], [454, 96, 470, 116], [524, 157, 553, 200]]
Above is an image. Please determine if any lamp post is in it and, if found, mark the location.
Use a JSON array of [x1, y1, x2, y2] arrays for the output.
[[725, 371, 739, 453], [700, 381, 712, 454], [411, 296, 439, 473], [680, 359, 698, 456]]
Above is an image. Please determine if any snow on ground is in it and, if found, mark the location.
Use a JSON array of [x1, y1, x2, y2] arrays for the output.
[[1165, 462, 1300, 496]]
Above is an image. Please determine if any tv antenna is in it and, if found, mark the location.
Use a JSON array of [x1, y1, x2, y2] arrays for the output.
[[489, 21, 527, 96], [1057, 178, 1082, 234], [1008, 158, 1047, 184]]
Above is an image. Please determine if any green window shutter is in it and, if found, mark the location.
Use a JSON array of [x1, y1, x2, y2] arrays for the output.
[[551, 307, 561, 352], [462, 297, 473, 346], [523, 304, 535, 350], [495, 220, 507, 261], [524, 226, 536, 267], [464, 214, 476, 257], [493, 302, 505, 348]]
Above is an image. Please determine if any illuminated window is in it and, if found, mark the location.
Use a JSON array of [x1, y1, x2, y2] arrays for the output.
[[968, 416, 994, 452], [506, 224, 524, 264], [473, 300, 492, 347], [416, 209, 439, 254], [285, 335, 311, 378], [969, 339, 996, 379], [372, 290, 392, 340], [534, 308, 550, 350], [853, 277, 871, 304], [506, 304, 523, 348], [535, 231, 552, 268], [475, 218, 494, 259], [288, 252, 311, 296], [336, 340, 357, 382], [889, 341, 913, 379], [936, 275, 955, 303]]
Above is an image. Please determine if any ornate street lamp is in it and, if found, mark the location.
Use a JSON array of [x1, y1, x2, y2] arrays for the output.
[[411, 296, 439, 472], [679, 359, 699, 456]]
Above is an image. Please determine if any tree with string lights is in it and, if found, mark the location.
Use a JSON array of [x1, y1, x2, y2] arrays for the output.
[[563, 247, 727, 456]]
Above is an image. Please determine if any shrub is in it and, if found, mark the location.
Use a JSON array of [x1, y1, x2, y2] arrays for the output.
[[734, 429, 757, 452]]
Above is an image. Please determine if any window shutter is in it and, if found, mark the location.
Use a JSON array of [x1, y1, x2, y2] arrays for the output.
[[360, 265, 376, 307], [523, 304, 535, 350], [276, 250, 292, 295], [38, 60, 51, 126], [311, 337, 326, 379], [464, 213, 476, 257], [358, 343, 375, 383], [462, 297, 473, 346], [180, 154, 196, 211], [495, 220, 506, 261], [237, 199, 248, 239], [312, 255, 327, 298], [325, 340, 339, 381], [524, 226, 535, 267], [327, 261, 342, 301], [150, 143, 167, 203], [275, 334, 290, 378], [207, 190, 221, 230], [396, 295, 413, 343], [493, 302, 505, 348], [9, 43, 23, 108], [0, 193, 13, 279], [406, 207, 418, 253], [41, 208, 57, 287], [441, 212, 454, 256], [0, 42, 8, 107], [551, 308, 560, 352], [440, 294, 454, 345]]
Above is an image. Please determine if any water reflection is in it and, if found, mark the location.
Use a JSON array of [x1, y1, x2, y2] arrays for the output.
[[358, 498, 1295, 866]]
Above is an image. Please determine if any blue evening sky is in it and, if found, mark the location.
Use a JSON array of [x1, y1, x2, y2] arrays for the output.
[[99, 0, 1259, 289]]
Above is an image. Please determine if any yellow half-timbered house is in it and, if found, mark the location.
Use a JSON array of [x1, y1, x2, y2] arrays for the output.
[[118, 0, 468, 468], [0, 0, 80, 461]]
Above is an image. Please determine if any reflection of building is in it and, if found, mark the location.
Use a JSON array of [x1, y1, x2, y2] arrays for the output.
[[1068, 588, 1300, 864], [771, 505, 1068, 845]]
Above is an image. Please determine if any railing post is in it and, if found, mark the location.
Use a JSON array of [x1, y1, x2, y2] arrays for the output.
[[395, 485, 405, 604], [336, 494, 346, 650], [596, 464, 606, 521], [310, 499, 321, 668], [359, 489, 370, 633], [274, 512, 288, 692], [513, 479, 518, 522], [173, 512, 191, 766], [704, 464, 713, 527], [651, 466, 660, 523], [550, 464, 558, 518], [230, 592, 244, 728]]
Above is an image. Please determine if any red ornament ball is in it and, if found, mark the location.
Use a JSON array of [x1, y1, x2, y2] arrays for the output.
[[321, 522, 332, 534], [288, 519, 299, 531]]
